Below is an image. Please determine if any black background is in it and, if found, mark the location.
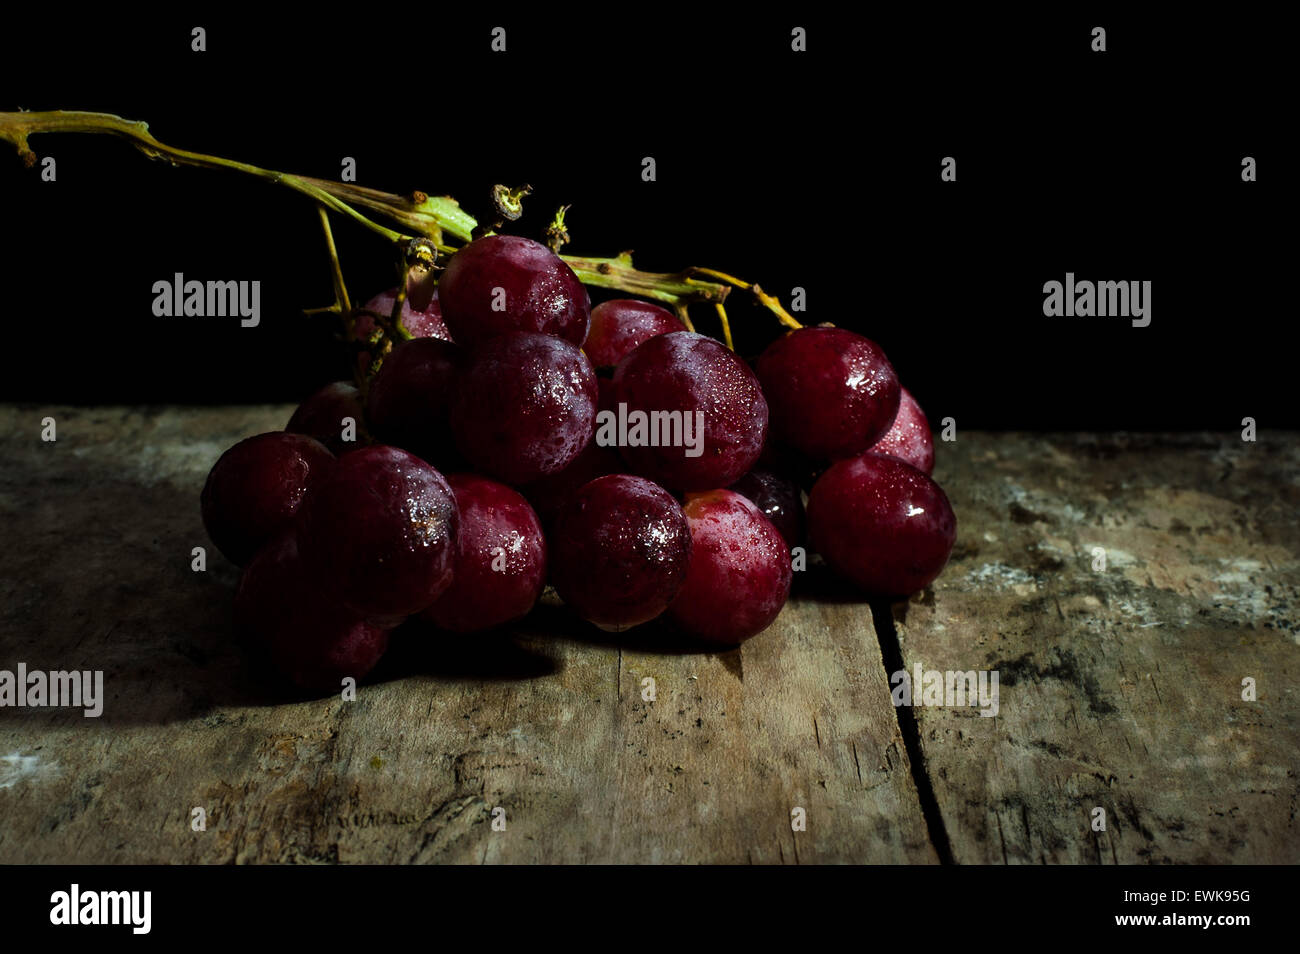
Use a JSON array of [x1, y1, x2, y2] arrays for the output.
[[0, 10, 1295, 913], [0, 11, 1288, 429], [4, 862, 1284, 941]]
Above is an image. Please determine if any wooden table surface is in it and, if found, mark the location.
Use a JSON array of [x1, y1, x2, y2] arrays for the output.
[[1, 406, 1296, 863]]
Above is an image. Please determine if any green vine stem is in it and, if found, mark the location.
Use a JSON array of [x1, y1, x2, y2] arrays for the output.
[[314, 205, 352, 317], [560, 252, 729, 307], [0, 109, 803, 336], [0, 110, 407, 244]]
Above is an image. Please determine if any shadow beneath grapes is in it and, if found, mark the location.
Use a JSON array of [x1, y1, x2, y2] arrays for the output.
[[370, 619, 561, 682], [522, 601, 732, 656], [0, 403, 905, 728], [0, 422, 567, 728], [791, 560, 881, 605]]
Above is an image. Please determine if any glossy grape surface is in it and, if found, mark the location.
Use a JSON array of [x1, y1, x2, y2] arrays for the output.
[[298, 445, 459, 623], [519, 438, 623, 529], [756, 327, 900, 461], [354, 288, 451, 374], [421, 474, 547, 632], [611, 332, 768, 491], [201, 432, 335, 566], [807, 452, 956, 595], [437, 235, 589, 348], [729, 469, 806, 548], [669, 490, 792, 644], [866, 386, 934, 474], [583, 299, 684, 368], [450, 332, 598, 485], [551, 475, 692, 630]]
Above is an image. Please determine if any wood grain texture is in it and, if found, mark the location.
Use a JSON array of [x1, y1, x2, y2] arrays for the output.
[[2, 408, 1295, 863], [0, 405, 931, 863], [896, 433, 1300, 864]]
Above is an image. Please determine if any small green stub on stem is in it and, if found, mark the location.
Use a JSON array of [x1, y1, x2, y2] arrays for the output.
[[404, 237, 439, 311], [492, 183, 532, 222], [546, 204, 572, 253]]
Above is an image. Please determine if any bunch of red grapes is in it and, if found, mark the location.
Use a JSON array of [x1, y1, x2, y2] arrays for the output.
[[200, 234, 956, 691]]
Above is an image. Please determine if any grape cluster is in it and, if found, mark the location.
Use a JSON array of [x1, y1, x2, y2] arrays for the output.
[[201, 235, 955, 691]]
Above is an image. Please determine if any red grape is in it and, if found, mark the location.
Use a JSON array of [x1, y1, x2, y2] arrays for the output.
[[286, 381, 367, 455], [200, 432, 335, 566], [807, 452, 956, 595], [421, 474, 547, 632], [583, 298, 684, 368], [669, 489, 792, 644], [366, 337, 464, 467], [437, 235, 589, 348], [866, 386, 934, 474], [298, 445, 459, 623], [756, 327, 900, 461], [450, 331, 598, 485], [728, 469, 806, 548], [519, 438, 623, 529], [551, 475, 692, 630], [353, 287, 452, 374], [359, 288, 450, 340], [235, 530, 390, 692], [610, 331, 768, 491]]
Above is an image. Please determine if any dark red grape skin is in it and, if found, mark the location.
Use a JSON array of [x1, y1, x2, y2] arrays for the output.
[[366, 337, 464, 467], [437, 235, 590, 348], [610, 332, 769, 491], [359, 288, 450, 340], [669, 490, 792, 645], [450, 332, 598, 486], [807, 452, 956, 596], [286, 381, 367, 456], [353, 288, 452, 375], [752, 427, 824, 493], [728, 469, 806, 549], [596, 375, 618, 415], [420, 474, 547, 632], [583, 299, 685, 369], [756, 327, 901, 462], [234, 530, 390, 692], [867, 386, 934, 475], [519, 438, 623, 529], [551, 475, 692, 630], [200, 432, 335, 566], [298, 445, 459, 624]]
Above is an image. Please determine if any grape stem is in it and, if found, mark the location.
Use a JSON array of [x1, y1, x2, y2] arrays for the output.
[[673, 306, 697, 333], [715, 303, 735, 350], [686, 267, 803, 331], [315, 206, 352, 317], [0, 109, 803, 337]]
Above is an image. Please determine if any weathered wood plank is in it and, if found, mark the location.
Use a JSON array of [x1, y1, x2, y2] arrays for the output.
[[895, 432, 1300, 863], [0, 405, 932, 863]]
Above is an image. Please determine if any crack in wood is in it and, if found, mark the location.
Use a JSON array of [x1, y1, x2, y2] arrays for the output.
[[870, 600, 955, 865]]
